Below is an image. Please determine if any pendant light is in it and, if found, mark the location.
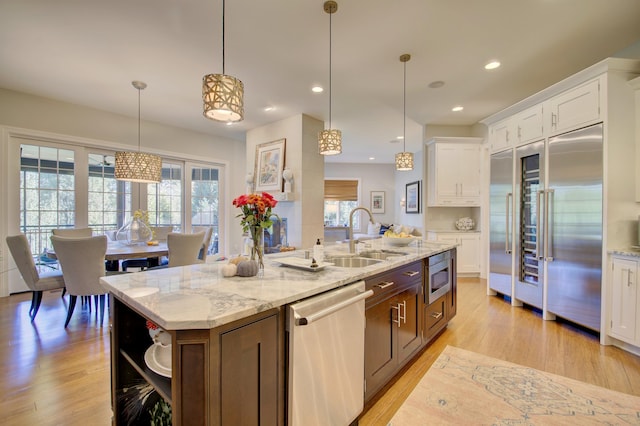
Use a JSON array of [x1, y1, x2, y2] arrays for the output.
[[202, 0, 244, 122], [115, 81, 162, 183], [395, 54, 414, 171], [318, 1, 342, 155]]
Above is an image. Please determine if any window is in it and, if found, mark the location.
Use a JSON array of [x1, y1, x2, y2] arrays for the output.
[[88, 153, 131, 235], [324, 179, 359, 228], [189, 165, 220, 255], [19, 144, 75, 254], [148, 162, 183, 228]]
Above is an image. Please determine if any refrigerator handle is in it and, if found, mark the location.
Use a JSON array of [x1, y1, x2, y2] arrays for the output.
[[536, 190, 544, 260], [505, 192, 512, 254], [546, 189, 554, 261]]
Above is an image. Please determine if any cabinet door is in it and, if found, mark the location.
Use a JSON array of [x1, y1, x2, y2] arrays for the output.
[[434, 144, 460, 202], [457, 233, 481, 273], [364, 299, 396, 401], [490, 118, 513, 152], [515, 104, 544, 144], [547, 78, 600, 135], [220, 313, 280, 426], [610, 257, 638, 343], [395, 284, 422, 364], [458, 144, 481, 203]]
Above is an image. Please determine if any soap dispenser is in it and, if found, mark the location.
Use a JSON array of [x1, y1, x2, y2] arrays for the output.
[[313, 238, 324, 261]]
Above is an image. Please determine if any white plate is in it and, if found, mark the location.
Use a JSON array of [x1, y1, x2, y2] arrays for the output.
[[144, 345, 171, 378], [275, 256, 333, 271]]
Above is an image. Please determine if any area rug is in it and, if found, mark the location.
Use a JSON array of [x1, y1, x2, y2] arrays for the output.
[[389, 345, 640, 425]]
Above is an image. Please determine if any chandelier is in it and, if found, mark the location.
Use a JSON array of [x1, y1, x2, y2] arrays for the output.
[[396, 54, 414, 171], [115, 81, 162, 183], [202, 0, 244, 122], [318, 1, 342, 155]]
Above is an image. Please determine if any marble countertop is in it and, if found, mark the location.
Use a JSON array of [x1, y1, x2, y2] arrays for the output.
[[608, 247, 640, 258], [100, 239, 453, 331]]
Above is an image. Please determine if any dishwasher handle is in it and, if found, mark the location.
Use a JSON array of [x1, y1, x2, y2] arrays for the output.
[[296, 289, 374, 326]]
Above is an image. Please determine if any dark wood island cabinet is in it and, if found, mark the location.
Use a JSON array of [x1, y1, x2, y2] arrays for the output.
[[103, 242, 457, 425]]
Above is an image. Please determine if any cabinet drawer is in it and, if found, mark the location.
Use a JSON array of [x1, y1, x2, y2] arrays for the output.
[[366, 260, 422, 306], [424, 295, 447, 337]]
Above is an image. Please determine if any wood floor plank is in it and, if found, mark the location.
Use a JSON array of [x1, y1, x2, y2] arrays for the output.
[[1, 279, 639, 425]]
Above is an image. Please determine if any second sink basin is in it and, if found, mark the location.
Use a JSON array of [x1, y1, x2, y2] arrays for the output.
[[359, 250, 408, 260], [329, 256, 382, 268]]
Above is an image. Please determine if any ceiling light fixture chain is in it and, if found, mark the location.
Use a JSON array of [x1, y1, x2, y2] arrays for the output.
[[318, 0, 342, 156], [396, 53, 414, 171]]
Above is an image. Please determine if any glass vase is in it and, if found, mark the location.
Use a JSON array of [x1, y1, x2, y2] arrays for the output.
[[116, 216, 152, 245], [249, 225, 265, 273]]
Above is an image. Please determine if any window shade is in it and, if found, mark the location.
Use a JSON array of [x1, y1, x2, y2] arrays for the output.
[[324, 180, 358, 201]]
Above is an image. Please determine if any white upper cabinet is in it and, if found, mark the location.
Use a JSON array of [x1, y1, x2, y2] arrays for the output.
[[546, 78, 600, 136], [426, 137, 482, 207], [489, 104, 544, 153]]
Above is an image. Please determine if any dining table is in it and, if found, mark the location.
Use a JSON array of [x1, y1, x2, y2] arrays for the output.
[[47, 241, 169, 271]]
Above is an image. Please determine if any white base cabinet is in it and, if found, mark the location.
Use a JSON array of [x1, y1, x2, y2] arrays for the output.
[[427, 231, 480, 274], [609, 255, 639, 345]]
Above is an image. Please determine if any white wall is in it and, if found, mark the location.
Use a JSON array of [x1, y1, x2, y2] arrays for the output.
[[325, 162, 397, 232], [0, 88, 248, 295], [246, 114, 324, 249]]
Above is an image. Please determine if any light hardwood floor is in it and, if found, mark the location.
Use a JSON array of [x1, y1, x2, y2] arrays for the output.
[[1, 279, 639, 426]]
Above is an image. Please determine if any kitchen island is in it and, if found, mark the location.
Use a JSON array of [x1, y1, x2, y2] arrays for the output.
[[101, 239, 457, 425]]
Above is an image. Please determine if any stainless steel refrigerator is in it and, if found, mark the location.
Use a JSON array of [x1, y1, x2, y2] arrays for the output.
[[489, 124, 603, 331]]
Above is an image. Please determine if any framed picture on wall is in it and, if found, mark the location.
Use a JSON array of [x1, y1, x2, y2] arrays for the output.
[[254, 138, 286, 192], [370, 191, 385, 214], [405, 181, 420, 214]]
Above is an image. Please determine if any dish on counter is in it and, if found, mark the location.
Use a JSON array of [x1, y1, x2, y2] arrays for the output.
[[274, 256, 333, 271], [382, 236, 417, 247], [144, 345, 171, 378]]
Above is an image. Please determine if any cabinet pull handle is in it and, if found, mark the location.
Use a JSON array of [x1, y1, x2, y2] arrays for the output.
[[403, 271, 420, 277], [506, 130, 510, 143], [400, 300, 407, 324], [506, 192, 512, 254], [459, 183, 463, 195], [551, 112, 557, 128], [431, 311, 443, 320], [376, 281, 395, 289], [517, 126, 522, 139], [392, 304, 401, 327], [628, 269, 633, 287]]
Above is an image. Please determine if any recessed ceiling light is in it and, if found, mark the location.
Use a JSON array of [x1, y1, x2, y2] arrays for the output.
[[428, 81, 445, 89], [396, 136, 404, 140], [312, 86, 324, 93], [226, 121, 233, 126], [369, 157, 375, 161], [485, 61, 501, 70], [264, 106, 274, 112], [452, 106, 464, 112]]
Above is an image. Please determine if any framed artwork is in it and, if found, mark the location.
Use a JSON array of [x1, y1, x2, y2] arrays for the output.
[[254, 139, 286, 192], [405, 181, 420, 214], [370, 191, 385, 214]]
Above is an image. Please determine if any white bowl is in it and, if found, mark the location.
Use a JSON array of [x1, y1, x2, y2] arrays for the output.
[[382, 236, 417, 246]]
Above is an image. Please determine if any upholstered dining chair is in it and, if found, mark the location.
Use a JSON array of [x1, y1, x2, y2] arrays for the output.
[[167, 231, 206, 267], [5, 234, 66, 321], [193, 226, 214, 262], [50, 235, 113, 327], [121, 226, 174, 271], [52, 227, 93, 238]]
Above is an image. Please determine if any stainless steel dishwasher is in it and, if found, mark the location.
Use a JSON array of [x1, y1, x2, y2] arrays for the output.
[[287, 280, 373, 426]]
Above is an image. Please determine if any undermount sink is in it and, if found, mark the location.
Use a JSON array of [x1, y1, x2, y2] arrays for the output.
[[358, 250, 408, 260], [328, 256, 382, 268]]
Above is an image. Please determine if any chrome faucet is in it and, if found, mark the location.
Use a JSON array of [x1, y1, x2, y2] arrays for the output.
[[349, 206, 375, 253]]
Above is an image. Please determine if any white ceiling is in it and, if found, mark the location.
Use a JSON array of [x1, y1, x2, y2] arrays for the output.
[[1, 0, 640, 164]]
